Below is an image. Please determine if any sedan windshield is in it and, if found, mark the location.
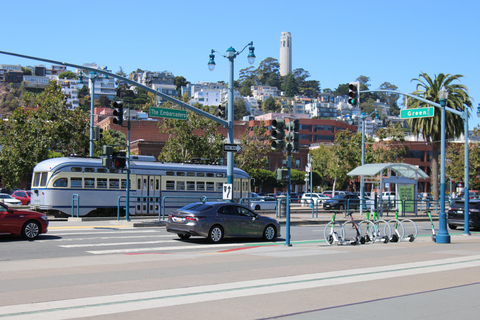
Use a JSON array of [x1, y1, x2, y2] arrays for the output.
[[331, 195, 346, 200]]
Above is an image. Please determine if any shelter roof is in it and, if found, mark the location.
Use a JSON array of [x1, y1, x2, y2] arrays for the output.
[[347, 163, 429, 180]]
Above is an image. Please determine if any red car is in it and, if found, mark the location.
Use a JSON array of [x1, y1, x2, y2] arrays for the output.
[[0, 202, 48, 239], [11, 190, 31, 205]]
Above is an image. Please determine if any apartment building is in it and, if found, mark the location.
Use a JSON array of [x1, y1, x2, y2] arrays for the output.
[[251, 85, 279, 101]]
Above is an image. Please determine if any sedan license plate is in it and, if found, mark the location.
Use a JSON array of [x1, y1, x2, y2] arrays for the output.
[[172, 217, 184, 223], [457, 210, 464, 214]]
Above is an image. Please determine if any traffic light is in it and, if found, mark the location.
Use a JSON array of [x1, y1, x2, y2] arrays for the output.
[[216, 105, 226, 118], [94, 126, 103, 141], [348, 82, 359, 106], [286, 119, 300, 153], [113, 101, 124, 126], [276, 168, 288, 181], [271, 119, 285, 150], [112, 152, 126, 169]]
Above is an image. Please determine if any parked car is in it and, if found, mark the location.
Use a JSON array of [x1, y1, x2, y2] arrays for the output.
[[323, 193, 361, 210], [301, 193, 330, 205], [289, 193, 303, 203], [447, 199, 480, 230], [166, 202, 281, 243], [250, 196, 277, 211], [0, 193, 21, 205], [0, 202, 49, 239], [322, 190, 346, 198], [11, 190, 31, 205], [381, 192, 396, 201]]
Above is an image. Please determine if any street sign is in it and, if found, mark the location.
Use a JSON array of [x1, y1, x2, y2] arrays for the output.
[[400, 107, 434, 119], [223, 143, 242, 152], [149, 107, 187, 120], [223, 183, 233, 200]]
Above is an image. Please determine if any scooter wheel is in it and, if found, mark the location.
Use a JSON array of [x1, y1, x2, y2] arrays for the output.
[[432, 235, 436, 242], [409, 234, 415, 242], [360, 237, 366, 244], [391, 234, 399, 243], [383, 236, 389, 244]]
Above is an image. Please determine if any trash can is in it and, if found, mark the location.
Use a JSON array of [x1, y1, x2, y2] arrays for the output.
[[277, 195, 287, 218]]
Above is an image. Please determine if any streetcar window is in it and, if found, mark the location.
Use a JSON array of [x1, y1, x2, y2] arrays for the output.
[[166, 180, 175, 190], [109, 169, 119, 173], [33, 172, 41, 187], [216, 182, 223, 192], [156, 179, 159, 190], [121, 179, 128, 189], [85, 178, 95, 188], [177, 172, 185, 176], [110, 179, 120, 189], [206, 173, 214, 177], [187, 172, 195, 177], [187, 181, 195, 191], [71, 178, 82, 188], [97, 168, 107, 173], [137, 179, 141, 190], [197, 181, 205, 191], [53, 178, 68, 187], [197, 173, 205, 177], [216, 173, 223, 178], [206, 182, 215, 191], [176, 181, 185, 191], [85, 168, 95, 172], [40, 172, 48, 186], [97, 178, 107, 189], [166, 171, 174, 176], [71, 167, 82, 172]]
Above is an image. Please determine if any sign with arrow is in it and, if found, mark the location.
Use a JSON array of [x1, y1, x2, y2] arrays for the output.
[[223, 144, 242, 152], [223, 183, 233, 200]]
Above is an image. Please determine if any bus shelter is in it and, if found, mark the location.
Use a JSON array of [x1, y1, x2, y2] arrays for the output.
[[348, 163, 429, 215]]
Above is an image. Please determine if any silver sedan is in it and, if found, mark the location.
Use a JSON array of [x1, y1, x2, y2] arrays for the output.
[[166, 202, 281, 243]]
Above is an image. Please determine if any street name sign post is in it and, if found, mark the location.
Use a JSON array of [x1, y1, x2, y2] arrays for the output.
[[400, 107, 434, 119], [149, 107, 187, 120]]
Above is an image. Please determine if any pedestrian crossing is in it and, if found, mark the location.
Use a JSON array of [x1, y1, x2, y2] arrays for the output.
[[45, 227, 272, 256]]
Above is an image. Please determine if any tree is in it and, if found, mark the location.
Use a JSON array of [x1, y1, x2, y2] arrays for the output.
[[256, 57, 280, 88], [58, 71, 77, 79], [233, 98, 248, 120], [158, 103, 225, 164], [408, 72, 472, 200], [249, 169, 278, 193], [234, 123, 271, 173], [372, 123, 408, 163], [262, 96, 280, 113], [174, 76, 188, 97], [284, 74, 298, 97], [0, 81, 89, 188]]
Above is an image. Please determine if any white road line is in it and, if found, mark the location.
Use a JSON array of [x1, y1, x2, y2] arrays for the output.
[[52, 235, 172, 242], [86, 242, 262, 254], [1, 255, 480, 319], [47, 229, 159, 236], [59, 239, 178, 248]]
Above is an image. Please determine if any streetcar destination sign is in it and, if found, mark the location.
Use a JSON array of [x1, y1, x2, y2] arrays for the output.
[[400, 107, 434, 119], [149, 107, 187, 120]]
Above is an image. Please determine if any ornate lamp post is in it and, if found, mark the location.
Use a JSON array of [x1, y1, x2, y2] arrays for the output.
[[208, 42, 255, 199]]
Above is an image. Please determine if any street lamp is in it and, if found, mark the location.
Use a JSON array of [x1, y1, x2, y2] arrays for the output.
[[77, 67, 109, 157], [358, 111, 378, 214], [437, 86, 451, 243], [208, 42, 255, 200]]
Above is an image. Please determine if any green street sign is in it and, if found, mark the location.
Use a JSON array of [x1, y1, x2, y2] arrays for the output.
[[400, 107, 434, 119], [149, 107, 187, 120]]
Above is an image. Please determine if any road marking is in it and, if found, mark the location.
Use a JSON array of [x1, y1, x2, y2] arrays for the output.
[[52, 234, 171, 242], [59, 239, 179, 248], [47, 229, 158, 236], [1, 255, 480, 319], [49, 225, 130, 230]]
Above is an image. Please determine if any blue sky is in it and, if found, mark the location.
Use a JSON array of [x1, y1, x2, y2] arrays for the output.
[[2, 0, 479, 127]]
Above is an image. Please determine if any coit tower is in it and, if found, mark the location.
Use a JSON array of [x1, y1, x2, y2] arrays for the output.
[[280, 32, 292, 76]]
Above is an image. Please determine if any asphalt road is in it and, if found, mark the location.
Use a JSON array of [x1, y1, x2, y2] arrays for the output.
[[1, 220, 479, 319]]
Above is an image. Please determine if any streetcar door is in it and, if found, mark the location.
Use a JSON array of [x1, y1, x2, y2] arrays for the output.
[[136, 175, 149, 215]]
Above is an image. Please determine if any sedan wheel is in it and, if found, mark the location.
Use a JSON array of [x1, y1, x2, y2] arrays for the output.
[[208, 225, 223, 243], [22, 221, 40, 240], [263, 225, 276, 241]]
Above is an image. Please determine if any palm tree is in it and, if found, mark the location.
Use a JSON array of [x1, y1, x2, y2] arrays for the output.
[[408, 72, 472, 200]]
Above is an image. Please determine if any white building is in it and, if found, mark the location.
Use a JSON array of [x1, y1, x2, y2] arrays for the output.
[[251, 86, 279, 101], [191, 90, 222, 106]]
